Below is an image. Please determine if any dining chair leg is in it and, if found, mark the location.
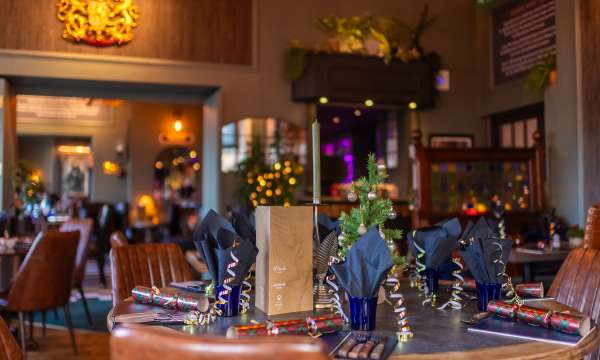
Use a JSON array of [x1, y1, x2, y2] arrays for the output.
[[18, 312, 26, 353], [28, 312, 34, 341], [77, 285, 93, 325], [63, 304, 77, 355], [41, 310, 47, 336]]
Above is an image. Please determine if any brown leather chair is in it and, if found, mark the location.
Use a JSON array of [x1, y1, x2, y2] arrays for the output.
[[584, 204, 600, 250], [0, 231, 79, 354], [548, 247, 600, 359], [110, 231, 128, 248], [60, 218, 94, 324], [110, 243, 193, 305], [0, 316, 22, 360], [110, 323, 328, 360]]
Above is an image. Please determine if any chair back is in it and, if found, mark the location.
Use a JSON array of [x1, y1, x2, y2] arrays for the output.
[[548, 247, 600, 359], [0, 316, 22, 360], [110, 231, 128, 248], [60, 218, 93, 287], [6, 231, 79, 312], [110, 243, 193, 305], [584, 204, 600, 249], [110, 324, 328, 360]]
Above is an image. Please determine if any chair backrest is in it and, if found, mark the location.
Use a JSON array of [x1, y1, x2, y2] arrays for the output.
[[548, 248, 600, 360], [584, 204, 600, 249], [7, 231, 79, 312], [110, 231, 128, 248], [110, 324, 328, 360], [110, 243, 193, 305], [60, 218, 94, 286], [0, 316, 22, 360]]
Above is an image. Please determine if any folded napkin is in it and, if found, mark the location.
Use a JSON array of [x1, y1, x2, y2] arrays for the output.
[[408, 218, 461, 269], [331, 228, 394, 298], [317, 213, 340, 240], [459, 217, 512, 284], [229, 208, 256, 245], [193, 210, 258, 286]]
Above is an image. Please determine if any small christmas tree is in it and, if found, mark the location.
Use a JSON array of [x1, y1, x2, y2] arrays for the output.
[[338, 153, 404, 265]]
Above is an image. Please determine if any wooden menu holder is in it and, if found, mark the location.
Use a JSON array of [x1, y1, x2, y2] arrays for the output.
[[255, 206, 313, 315]]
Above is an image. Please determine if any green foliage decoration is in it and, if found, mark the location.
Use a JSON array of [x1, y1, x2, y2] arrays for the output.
[[338, 154, 404, 266]]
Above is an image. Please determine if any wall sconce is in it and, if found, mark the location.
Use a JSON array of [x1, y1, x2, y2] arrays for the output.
[[103, 160, 120, 175], [173, 111, 183, 132]]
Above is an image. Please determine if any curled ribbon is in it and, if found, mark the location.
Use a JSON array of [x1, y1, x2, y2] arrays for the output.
[[387, 274, 413, 341], [326, 256, 348, 323], [492, 240, 523, 306], [413, 240, 427, 297], [240, 271, 252, 314], [437, 257, 464, 310]]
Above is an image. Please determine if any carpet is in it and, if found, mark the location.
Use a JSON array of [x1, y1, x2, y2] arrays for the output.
[[33, 298, 113, 333]]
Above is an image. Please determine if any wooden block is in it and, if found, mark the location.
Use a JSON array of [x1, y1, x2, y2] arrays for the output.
[[255, 206, 313, 315]]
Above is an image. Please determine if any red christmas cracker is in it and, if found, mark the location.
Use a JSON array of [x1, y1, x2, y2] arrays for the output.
[[516, 305, 552, 328], [131, 286, 207, 312], [226, 313, 343, 338], [487, 300, 518, 320], [550, 312, 591, 336]]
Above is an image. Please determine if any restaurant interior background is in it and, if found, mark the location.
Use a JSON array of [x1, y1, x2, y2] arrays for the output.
[[0, 0, 599, 358]]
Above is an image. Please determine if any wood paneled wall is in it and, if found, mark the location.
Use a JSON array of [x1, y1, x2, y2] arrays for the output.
[[0, 0, 253, 65], [579, 0, 600, 209]]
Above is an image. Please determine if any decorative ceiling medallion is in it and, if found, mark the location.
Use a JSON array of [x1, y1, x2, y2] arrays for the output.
[[56, 0, 140, 47]]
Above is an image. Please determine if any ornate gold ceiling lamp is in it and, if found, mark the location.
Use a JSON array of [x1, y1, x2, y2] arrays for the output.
[[56, 0, 140, 47]]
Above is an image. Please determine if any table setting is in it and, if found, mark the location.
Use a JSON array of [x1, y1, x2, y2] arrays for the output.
[[108, 147, 600, 359]]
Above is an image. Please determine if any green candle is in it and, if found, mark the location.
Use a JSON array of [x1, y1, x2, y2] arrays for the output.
[[312, 119, 321, 204]]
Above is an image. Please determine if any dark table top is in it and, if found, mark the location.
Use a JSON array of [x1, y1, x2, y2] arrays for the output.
[[509, 243, 572, 264], [110, 283, 596, 358]]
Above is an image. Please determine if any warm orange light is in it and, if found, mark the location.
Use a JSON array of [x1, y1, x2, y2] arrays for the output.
[[174, 120, 183, 132], [103, 161, 120, 175], [57, 145, 91, 155]]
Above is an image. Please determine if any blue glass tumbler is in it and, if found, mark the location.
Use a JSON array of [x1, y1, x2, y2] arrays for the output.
[[476, 282, 502, 311], [214, 285, 241, 317], [424, 268, 439, 294], [348, 296, 378, 331]]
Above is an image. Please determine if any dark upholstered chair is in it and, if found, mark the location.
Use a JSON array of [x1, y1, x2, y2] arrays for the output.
[[0, 316, 22, 360], [548, 247, 600, 359], [110, 243, 193, 305], [110, 324, 328, 360], [60, 218, 94, 324], [0, 231, 79, 354], [584, 204, 600, 250]]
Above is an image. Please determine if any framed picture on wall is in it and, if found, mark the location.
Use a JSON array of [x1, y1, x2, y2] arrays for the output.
[[62, 155, 90, 197], [429, 134, 474, 149]]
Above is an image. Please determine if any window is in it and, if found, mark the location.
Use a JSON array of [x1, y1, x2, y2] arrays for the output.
[[491, 103, 544, 149]]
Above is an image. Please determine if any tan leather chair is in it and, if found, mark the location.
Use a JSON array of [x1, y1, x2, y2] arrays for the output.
[[0, 316, 22, 360], [110, 231, 128, 248], [0, 231, 79, 354], [584, 204, 600, 250], [110, 243, 193, 305], [60, 218, 94, 324], [111, 324, 328, 360], [548, 248, 600, 359]]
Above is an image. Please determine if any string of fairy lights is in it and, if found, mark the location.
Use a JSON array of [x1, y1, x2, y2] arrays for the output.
[[246, 160, 303, 208]]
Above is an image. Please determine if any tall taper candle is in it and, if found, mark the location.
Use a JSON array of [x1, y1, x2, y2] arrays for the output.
[[312, 119, 321, 204]]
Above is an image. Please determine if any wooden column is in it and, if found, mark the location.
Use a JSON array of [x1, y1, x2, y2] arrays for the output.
[[579, 0, 600, 211], [0, 79, 16, 213]]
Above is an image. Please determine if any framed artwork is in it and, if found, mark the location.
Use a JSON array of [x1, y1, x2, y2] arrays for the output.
[[62, 155, 90, 197], [429, 134, 474, 149]]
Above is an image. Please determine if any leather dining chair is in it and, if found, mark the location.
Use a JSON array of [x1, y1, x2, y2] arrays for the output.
[[110, 243, 193, 305], [110, 323, 329, 360], [0, 231, 79, 354], [110, 231, 128, 248], [60, 218, 94, 324], [548, 247, 600, 359], [0, 316, 22, 360], [584, 204, 600, 250]]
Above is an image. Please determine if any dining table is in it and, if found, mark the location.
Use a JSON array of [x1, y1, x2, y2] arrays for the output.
[[509, 242, 572, 282], [107, 283, 600, 359]]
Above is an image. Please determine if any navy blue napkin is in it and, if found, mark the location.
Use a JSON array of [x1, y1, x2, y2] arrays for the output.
[[193, 210, 258, 286], [410, 218, 461, 269], [331, 228, 394, 298], [229, 208, 256, 245]]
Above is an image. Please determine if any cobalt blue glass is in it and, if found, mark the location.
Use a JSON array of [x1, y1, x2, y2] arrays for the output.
[[214, 285, 241, 317], [424, 268, 439, 294], [476, 282, 502, 311], [348, 296, 378, 331]]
